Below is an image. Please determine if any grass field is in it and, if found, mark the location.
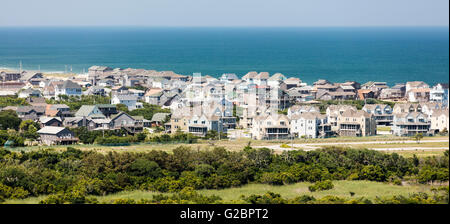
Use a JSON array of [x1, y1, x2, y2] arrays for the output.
[[10, 135, 448, 154], [4, 180, 436, 204]]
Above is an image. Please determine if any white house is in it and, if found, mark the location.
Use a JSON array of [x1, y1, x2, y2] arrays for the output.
[[54, 80, 82, 98], [430, 83, 449, 106], [290, 112, 331, 138], [111, 94, 142, 111]]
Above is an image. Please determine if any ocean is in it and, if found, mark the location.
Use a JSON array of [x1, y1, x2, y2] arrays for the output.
[[0, 27, 448, 86]]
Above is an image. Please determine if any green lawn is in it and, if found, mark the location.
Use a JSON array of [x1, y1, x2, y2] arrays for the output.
[[377, 126, 391, 132], [4, 180, 434, 204]]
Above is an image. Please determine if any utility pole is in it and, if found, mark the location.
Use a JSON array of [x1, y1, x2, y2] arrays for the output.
[[291, 131, 294, 149], [19, 60, 22, 73]]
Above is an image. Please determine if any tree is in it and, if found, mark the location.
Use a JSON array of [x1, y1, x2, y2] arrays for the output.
[[128, 159, 162, 178], [19, 120, 40, 140], [308, 180, 334, 192], [116, 104, 129, 113], [413, 133, 424, 144], [0, 110, 22, 130], [128, 103, 170, 120]]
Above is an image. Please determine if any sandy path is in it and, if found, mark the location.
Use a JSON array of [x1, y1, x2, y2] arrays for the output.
[[254, 139, 449, 151]]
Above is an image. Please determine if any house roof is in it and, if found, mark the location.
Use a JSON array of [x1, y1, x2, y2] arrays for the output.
[[58, 80, 81, 89], [17, 106, 45, 113], [89, 66, 111, 71], [39, 116, 62, 124], [327, 105, 357, 113], [314, 79, 332, 86], [91, 118, 111, 124], [50, 104, 70, 110], [410, 88, 430, 93], [37, 126, 68, 135], [242, 71, 258, 79], [145, 88, 163, 97], [340, 109, 372, 118], [115, 94, 138, 101], [255, 72, 270, 80], [291, 112, 325, 120], [20, 71, 43, 81], [111, 112, 135, 121], [284, 77, 302, 84], [151, 113, 170, 122], [407, 81, 429, 88], [363, 104, 387, 111], [289, 105, 319, 112], [431, 109, 449, 118], [221, 73, 239, 80], [75, 105, 105, 118], [340, 85, 355, 90], [268, 73, 286, 81], [96, 104, 116, 109]]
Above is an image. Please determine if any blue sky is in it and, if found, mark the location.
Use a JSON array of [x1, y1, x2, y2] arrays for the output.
[[1, 0, 448, 27]]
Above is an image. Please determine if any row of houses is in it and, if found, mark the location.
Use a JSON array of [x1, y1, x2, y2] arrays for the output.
[[1, 98, 171, 145], [3, 68, 448, 109], [164, 101, 448, 140], [1, 67, 448, 144]]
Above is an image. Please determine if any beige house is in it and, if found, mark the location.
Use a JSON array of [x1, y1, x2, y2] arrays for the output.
[[430, 109, 449, 133], [251, 114, 290, 140], [393, 103, 422, 114], [362, 104, 394, 126], [166, 107, 191, 133], [336, 110, 377, 137], [326, 105, 357, 131]]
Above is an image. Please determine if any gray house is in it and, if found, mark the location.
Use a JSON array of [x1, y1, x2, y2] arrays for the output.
[[110, 112, 143, 133], [37, 126, 78, 145]]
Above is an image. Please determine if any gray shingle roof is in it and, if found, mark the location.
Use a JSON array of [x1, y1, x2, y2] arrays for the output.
[[151, 113, 171, 122], [75, 105, 106, 118], [115, 94, 138, 101]]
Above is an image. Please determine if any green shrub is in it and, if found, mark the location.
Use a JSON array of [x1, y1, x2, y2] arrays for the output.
[[308, 180, 334, 192]]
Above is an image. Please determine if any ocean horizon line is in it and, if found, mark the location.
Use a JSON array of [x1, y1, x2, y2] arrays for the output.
[[0, 25, 449, 29]]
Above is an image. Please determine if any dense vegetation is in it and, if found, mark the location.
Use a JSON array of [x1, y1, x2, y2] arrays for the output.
[[240, 187, 448, 204], [46, 95, 112, 111], [0, 112, 39, 147], [0, 96, 29, 108], [0, 145, 447, 204], [125, 103, 171, 121], [0, 110, 22, 131], [70, 127, 198, 145]]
